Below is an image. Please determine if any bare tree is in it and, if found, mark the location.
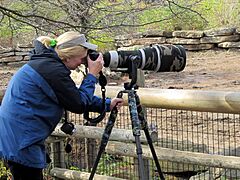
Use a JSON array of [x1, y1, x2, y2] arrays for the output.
[[0, 0, 207, 43]]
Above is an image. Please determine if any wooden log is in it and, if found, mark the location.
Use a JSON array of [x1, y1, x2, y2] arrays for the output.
[[50, 167, 125, 180], [2, 87, 240, 114], [95, 86, 240, 114], [51, 123, 158, 143], [105, 141, 240, 170]]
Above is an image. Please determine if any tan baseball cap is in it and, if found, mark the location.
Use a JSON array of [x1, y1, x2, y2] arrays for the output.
[[57, 34, 98, 50]]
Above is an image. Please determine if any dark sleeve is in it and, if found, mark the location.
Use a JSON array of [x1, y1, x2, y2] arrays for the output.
[[88, 96, 111, 113], [52, 73, 98, 114], [55, 73, 111, 113]]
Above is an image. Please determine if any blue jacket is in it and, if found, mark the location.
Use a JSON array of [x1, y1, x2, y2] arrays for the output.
[[0, 40, 110, 168]]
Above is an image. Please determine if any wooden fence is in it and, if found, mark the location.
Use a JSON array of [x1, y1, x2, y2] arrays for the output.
[[1, 87, 240, 179]]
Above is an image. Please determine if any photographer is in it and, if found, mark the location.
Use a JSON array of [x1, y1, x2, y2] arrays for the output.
[[0, 31, 123, 180]]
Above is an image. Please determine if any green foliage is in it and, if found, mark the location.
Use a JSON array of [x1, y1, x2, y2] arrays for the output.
[[137, 4, 170, 31], [89, 31, 116, 51], [173, 0, 240, 30], [201, 0, 240, 28], [0, 18, 13, 38], [0, 0, 66, 41], [1, 0, 240, 47], [69, 166, 81, 171], [96, 154, 131, 177], [132, 0, 240, 32], [0, 161, 11, 179], [9, 1, 29, 11], [137, 1, 207, 31]]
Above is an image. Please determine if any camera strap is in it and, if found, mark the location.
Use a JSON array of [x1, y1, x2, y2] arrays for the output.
[[64, 109, 68, 123], [84, 71, 107, 125], [61, 109, 75, 135]]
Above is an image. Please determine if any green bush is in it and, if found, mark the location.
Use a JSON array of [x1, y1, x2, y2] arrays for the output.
[[0, 161, 11, 179]]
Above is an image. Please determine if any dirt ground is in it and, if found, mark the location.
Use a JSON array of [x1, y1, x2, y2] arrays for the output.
[[1, 49, 240, 92], [106, 49, 240, 92], [143, 49, 240, 91]]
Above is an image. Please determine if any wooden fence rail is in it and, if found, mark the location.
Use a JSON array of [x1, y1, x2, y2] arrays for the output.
[[50, 124, 240, 170], [106, 141, 240, 170], [94, 86, 240, 114], [1, 86, 240, 114], [49, 123, 157, 144], [50, 167, 125, 180], [1, 87, 240, 179]]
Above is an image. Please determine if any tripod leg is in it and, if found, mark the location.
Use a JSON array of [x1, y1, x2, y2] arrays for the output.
[[89, 92, 123, 180], [143, 126, 165, 180], [135, 94, 165, 180], [128, 90, 146, 180]]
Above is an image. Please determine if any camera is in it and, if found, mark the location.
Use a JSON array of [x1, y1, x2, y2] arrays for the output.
[[60, 122, 76, 135], [89, 44, 186, 72]]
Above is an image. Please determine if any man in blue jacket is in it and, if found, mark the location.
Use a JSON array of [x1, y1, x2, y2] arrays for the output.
[[0, 31, 123, 180]]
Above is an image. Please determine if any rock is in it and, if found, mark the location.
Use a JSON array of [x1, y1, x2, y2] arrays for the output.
[[131, 37, 166, 45], [173, 30, 204, 39], [0, 56, 17, 63], [115, 32, 143, 41], [116, 37, 166, 47], [143, 30, 173, 38], [204, 27, 237, 36], [183, 44, 215, 51], [218, 41, 240, 48], [7, 61, 28, 67], [200, 35, 240, 44], [166, 38, 200, 45], [117, 45, 145, 51], [0, 51, 15, 57]]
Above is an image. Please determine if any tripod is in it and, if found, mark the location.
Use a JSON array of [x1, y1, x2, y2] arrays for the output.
[[89, 56, 165, 180]]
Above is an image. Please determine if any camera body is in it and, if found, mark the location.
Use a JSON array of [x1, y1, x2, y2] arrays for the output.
[[88, 50, 100, 61], [60, 122, 76, 135]]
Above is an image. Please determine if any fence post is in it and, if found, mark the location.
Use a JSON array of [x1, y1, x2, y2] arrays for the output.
[[87, 138, 97, 171], [50, 141, 65, 180]]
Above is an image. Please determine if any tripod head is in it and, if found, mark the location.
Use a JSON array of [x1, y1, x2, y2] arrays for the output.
[[124, 55, 141, 90]]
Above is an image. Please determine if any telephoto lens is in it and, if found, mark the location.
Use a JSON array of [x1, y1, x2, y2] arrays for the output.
[[103, 44, 186, 72]]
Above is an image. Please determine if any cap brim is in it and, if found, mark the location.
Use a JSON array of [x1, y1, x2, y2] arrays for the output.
[[81, 42, 98, 50]]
